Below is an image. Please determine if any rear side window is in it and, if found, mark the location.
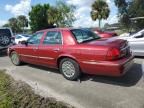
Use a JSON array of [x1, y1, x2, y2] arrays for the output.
[[71, 29, 100, 43], [43, 31, 62, 45], [0, 29, 12, 37]]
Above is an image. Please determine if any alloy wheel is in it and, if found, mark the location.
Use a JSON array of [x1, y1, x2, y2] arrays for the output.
[[62, 61, 76, 78]]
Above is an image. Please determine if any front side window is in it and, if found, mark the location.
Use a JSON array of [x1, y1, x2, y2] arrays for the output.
[[43, 31, 62, 45], [71, 29, 100, 43], [27, 32, 43, 45]]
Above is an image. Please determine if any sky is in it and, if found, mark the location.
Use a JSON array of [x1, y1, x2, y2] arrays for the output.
[[0, 0, 118, 27]]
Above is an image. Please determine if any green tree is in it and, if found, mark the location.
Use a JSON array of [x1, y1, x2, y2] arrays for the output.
[[47, 6, 60, 26], [29, 4, 54, 32], [115, 0, 144, 30], [47, 1, 75, 27], [128, 0, 144, 30], [8, 18, 21, 33], [17, 15, 28, 33], [91, 0, 110, 28], [2, 15, 28, 33], [114, 0, 127, 9], [114, 0, 131, 30], [2, 24, 9, 27]]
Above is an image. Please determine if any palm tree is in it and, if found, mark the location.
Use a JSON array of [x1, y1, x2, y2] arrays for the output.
[[47, 6, 60, 27], [91, 0, 110, 28], [114, 0, 127, 8]]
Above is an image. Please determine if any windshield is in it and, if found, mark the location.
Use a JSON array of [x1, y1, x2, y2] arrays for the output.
[[71, 29, 100, 43], [0, 29, 11, 37]]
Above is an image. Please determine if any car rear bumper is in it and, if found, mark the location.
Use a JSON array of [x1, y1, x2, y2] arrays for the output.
[[80, 55, 134, 76]]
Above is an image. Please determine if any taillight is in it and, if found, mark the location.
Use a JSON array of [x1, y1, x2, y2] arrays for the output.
[[106, 48, 120, 60]]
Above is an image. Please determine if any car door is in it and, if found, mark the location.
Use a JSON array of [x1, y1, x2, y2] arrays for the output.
[[20, 32, 44, 64], [128, 35, 144, 56], [38, 30, 63, 68]]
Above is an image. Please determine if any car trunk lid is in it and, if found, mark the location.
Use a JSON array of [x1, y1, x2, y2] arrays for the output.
[[84, 37, 126, 48], [83, 37, 131, 60]]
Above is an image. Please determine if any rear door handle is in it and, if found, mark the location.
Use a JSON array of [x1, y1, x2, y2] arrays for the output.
[[33, 47, 38, 51], [53, 48, 60, 52]]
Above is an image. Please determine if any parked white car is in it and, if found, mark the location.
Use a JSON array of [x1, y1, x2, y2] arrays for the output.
[[119, 30, 144, 56], [120, 29, 144, 37], [119, 32, 130, 37], [15, 34, 31, 44]]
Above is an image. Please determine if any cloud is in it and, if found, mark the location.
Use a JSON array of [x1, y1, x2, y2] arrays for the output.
[[0, 20, 7, 27], [67, 0, 118, 27], [5, 0, 31, 17]]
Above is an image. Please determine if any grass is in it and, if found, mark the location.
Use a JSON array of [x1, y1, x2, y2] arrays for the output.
[[0, 70, 74, 108]]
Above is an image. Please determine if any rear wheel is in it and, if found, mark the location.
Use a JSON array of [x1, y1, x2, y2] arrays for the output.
[[10, 51, 21, 66], [59, 58, 81, 81]]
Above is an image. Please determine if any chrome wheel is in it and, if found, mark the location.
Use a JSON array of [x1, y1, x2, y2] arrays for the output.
[[11, 53, 19, 65], [62, 61, 76, 78]]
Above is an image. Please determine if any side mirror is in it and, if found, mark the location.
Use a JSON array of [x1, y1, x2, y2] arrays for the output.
[[21, 41, 28, 46]]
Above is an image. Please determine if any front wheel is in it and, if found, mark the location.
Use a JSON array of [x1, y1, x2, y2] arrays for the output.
[[59, 58, 81, 81], [10, 51, 21, 66]]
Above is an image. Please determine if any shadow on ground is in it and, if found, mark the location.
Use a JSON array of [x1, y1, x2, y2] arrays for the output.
[[135, 56, 144, 59], [27, 63, 143, 87], [28, 64, 59, 74], [81, 63, 143, 87], [0, 50, 7, 57]]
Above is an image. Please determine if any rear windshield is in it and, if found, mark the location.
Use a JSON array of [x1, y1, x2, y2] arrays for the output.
[[71, 29, 100, 43], [0, 29, 12, 37]]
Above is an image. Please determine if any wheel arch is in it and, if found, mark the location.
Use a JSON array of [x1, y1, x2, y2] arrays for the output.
[[57, 55, 79, 68], [9, 49, 16, 57]]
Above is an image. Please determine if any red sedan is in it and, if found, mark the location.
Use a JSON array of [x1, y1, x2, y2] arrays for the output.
[[92, 28, 118, 38], [8, 28, 134, 80]]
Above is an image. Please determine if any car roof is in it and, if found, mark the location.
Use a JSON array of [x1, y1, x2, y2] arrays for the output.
[[36, 27, 85, 33], [37, 28, 70, 32]]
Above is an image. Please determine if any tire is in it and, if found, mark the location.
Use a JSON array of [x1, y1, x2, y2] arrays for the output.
[[10, 51, 21, 66], [0, 35, 11, 46], [59, 58, 81, 81]]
